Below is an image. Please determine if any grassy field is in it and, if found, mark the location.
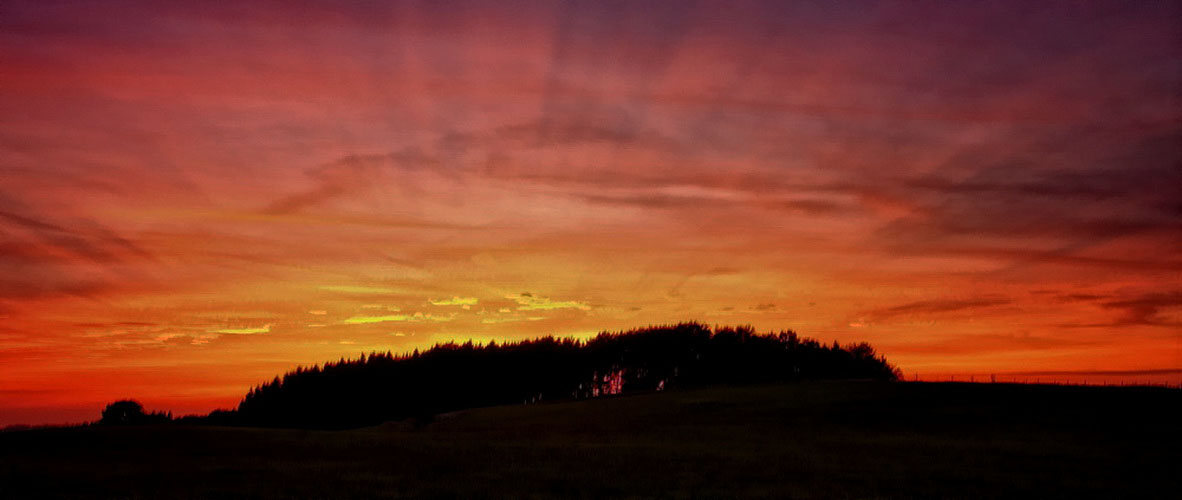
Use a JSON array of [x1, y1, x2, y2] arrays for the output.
[[1, 381, 1178, 499]]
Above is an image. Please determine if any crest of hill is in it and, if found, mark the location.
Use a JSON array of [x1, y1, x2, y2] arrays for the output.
[[219, 323, 900, 429]]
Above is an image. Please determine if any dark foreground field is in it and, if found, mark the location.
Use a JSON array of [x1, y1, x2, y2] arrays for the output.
[[2, 381, 1178, 499]]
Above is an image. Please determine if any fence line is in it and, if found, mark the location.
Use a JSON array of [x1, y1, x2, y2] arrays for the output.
[[908, 374, 1182, 389]]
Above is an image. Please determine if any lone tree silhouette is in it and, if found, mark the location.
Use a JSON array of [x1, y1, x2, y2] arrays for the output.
[[100, 400, 171, 426], [101, 400, 145, 425]]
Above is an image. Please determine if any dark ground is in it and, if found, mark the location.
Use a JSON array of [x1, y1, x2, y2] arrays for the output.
[[1, 381, 1178, 499]]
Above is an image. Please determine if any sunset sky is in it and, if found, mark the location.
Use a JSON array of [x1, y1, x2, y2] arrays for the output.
[[2, 0, 1180, 426]]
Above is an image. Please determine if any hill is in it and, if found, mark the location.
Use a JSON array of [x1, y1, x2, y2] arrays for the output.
[[1, 381, 1178, 499]]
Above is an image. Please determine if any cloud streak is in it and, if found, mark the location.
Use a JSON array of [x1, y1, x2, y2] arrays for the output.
[[862, 298, 1011, 322]]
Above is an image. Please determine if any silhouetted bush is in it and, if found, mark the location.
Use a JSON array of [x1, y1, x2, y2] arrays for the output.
[[223, 323, 900, 429]]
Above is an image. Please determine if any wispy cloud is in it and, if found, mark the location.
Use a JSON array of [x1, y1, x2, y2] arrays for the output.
[[342, 315, 408, 325], [1100, 292, 1182, 327], [342, 312, 455, 324], [319, 286, 398, 295], [1060, 291, 1182, 328], [481, 315, 545, 324], [213, 325, 271, 335], [888, 333, 1095, 355], [508, 293, 591, 311], [429, 296, 478, 306], [862, 298, 1011, 322]]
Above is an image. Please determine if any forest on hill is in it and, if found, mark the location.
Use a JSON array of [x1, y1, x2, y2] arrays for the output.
[[178, 323, 899, 429]]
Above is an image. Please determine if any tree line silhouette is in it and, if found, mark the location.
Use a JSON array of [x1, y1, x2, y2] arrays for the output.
[[107, 323, 901, 429]]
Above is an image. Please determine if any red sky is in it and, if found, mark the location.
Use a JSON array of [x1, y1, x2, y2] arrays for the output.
[[2, 0, 1180, 426]]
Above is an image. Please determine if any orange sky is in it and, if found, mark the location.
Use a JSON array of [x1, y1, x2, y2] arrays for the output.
[[2, 1, 1180, 426]]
